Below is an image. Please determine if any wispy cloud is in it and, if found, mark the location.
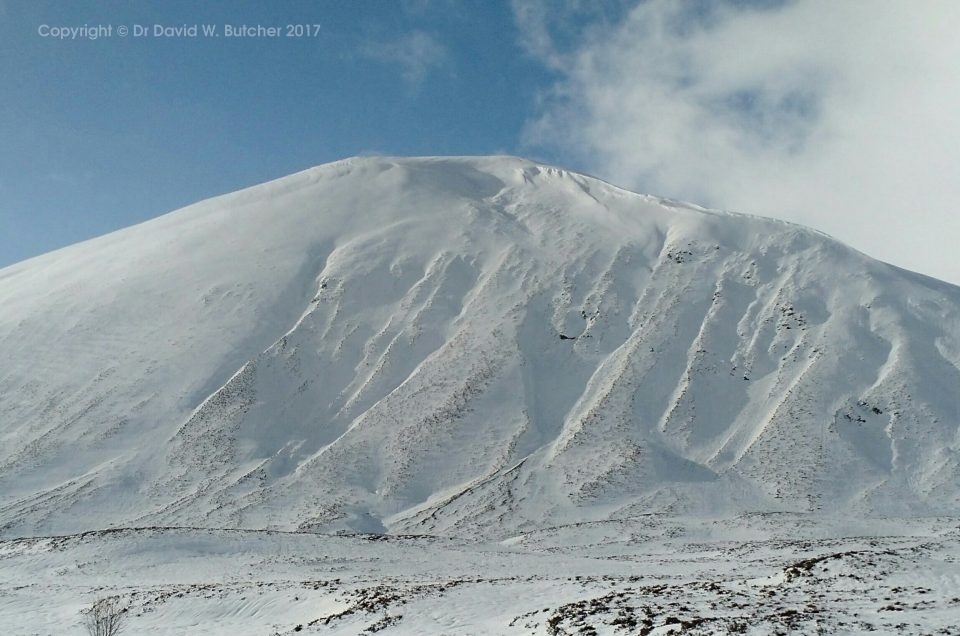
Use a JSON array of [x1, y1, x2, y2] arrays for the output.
[[516, 0, 960, 284], [399, 0, 457, 16], [45, 171, 94, 187], [361, 31, 449, 88]]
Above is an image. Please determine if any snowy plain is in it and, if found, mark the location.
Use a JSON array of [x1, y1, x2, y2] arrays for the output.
[[1, 156, 959, 633]]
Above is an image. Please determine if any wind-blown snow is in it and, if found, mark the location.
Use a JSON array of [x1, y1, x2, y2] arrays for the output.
[[1, 156, 959, 541]]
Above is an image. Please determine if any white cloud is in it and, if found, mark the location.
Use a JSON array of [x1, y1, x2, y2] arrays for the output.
[[518, 0, 960, 284], [361, 31, 448, 88]]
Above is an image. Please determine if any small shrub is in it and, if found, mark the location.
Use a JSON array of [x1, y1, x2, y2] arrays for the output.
[[83, 596, 128, 636]]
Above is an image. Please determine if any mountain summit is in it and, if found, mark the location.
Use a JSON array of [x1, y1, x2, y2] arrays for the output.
[[2, 156, 958, 537]]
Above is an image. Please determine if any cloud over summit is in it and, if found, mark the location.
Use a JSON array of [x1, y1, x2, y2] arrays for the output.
[[518, 0, 960, 284]]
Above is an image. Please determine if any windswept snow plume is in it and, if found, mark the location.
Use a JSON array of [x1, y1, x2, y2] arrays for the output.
[[1, 156, 959, 633]]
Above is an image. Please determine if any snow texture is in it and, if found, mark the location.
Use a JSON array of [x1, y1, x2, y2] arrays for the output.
[[1, 156, 959, 633]]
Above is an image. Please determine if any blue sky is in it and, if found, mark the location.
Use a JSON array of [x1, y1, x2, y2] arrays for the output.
[[0, 1, 556, 267], [2, 1, 959, 284]]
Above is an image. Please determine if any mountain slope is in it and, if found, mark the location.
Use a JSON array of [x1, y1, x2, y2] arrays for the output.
[[1, 156, 958, 537]]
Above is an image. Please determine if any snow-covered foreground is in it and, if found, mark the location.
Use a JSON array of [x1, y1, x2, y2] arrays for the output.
[[3, 517, 959, 635]]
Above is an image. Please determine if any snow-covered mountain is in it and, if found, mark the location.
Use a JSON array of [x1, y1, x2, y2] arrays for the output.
[[2, 156, 959, 538]]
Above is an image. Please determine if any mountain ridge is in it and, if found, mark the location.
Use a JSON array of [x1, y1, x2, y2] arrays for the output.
[[1, 155, 958, 538]]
